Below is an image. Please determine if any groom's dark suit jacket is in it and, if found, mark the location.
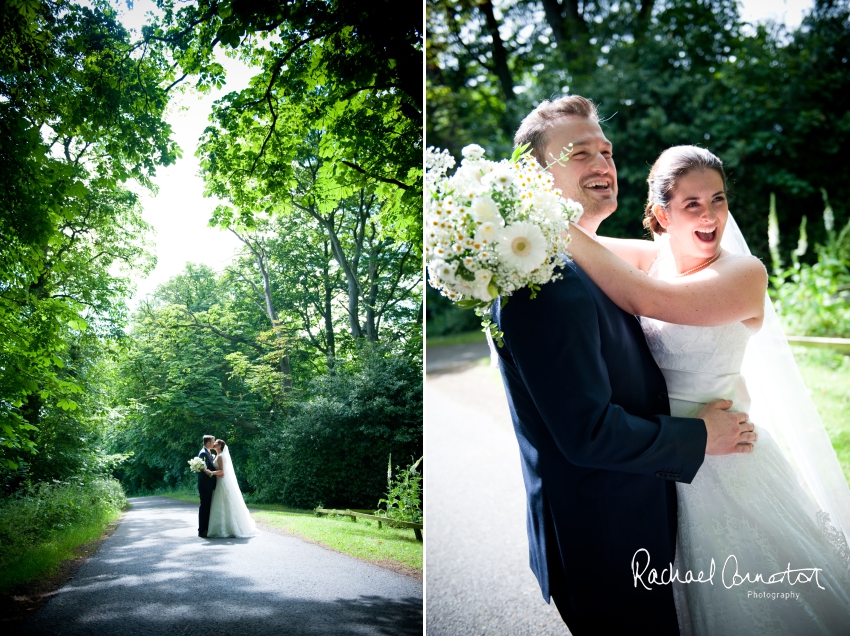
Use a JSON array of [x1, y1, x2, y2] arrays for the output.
[[494, 260, 707, 633], [198, 447, 217, 494]]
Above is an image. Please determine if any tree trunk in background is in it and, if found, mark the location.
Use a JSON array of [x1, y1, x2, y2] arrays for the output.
[[230, 229, 293, 393], [478, 0, 515, 101]]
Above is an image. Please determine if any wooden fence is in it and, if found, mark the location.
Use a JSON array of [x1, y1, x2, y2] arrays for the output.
[[786, 336, 850, 353], [315, 508, 423, 541]]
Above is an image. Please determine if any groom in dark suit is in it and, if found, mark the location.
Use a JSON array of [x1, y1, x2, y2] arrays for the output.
[[493, 96, 754, 634], [197, 434, 217, 538]]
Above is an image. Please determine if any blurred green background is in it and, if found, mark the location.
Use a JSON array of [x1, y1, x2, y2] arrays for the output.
[[426, 0, 850, 339]]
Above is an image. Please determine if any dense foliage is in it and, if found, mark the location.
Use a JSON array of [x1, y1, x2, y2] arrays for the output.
[[427, 0, 848, 254], [108, 258, 422, 508], [244, 346, 423, 508], [0, 477, 127, 592], [149, 0, 423, 251], [1, 0, 423, 517], [426, 0, 850, 335], [770, 194, 850, 338], [0, 0, 176, 476]]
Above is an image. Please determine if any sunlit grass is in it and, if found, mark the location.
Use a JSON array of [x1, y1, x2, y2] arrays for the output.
[[0, 479, 126, 594], [425, 330, 485, 347], [160, 492, 422, 574], [792, 346, 850, 485], [253, 510, 422, 573], [0, 517, 120, 593]]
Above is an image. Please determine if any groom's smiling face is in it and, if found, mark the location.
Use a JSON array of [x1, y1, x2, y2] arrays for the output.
[[543, 116, 618, 224]]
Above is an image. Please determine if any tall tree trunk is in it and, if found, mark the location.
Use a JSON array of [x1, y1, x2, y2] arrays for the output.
[[321, 240, 336, 364], [478, 0, 515, 101], [230, 229, 293, 393], [539, 0, 566, 47], [364, 227, 380, 342], [635, 0, 656, 44], [322, 215, 364, 341]]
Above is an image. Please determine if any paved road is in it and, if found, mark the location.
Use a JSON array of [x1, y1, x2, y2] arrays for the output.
[[20, 497, 422, 636], [425, 345, 569, 636], [425, 341, 490, 374]]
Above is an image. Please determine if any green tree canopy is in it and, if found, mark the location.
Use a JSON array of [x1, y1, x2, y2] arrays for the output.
[[427, 0, 850, 262]]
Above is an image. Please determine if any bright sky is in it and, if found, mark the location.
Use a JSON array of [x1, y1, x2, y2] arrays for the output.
[[116, 0, 254, 305], [739, 0, 813, 30]]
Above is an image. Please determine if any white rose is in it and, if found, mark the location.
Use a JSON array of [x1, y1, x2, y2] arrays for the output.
[[462, 144, 486, 161], [475, 269, 493, 286], [472, 284, 493, 302], [471, 195, 499, 223]]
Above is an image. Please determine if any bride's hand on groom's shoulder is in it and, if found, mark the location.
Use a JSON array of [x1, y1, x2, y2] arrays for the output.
[[699, 399, 758, 455]]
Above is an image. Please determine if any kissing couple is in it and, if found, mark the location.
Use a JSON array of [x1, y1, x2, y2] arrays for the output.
[[492, 95, 850, 635], [197, 434, 257, 539]]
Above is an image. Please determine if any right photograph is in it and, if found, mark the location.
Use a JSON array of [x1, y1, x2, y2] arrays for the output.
[[424, 1, 850, 635]]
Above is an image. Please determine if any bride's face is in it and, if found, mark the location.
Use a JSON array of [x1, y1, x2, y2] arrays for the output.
[[658, 169, 728, 260]]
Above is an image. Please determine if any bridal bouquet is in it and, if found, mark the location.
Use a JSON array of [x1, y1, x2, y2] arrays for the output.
[[425, 143, 583, 344], [188, 457, 206, 474]]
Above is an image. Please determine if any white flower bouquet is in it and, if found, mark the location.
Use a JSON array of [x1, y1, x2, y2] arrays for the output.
[[425, 143, 583, 344], [188, 457, 206, 473]]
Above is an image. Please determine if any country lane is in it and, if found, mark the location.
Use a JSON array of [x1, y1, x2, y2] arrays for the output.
[[19, 496, 422, 636]]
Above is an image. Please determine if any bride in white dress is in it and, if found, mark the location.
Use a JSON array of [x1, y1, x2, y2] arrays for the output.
[[206, 439, 258, 538], [568, 145, 850, 634]]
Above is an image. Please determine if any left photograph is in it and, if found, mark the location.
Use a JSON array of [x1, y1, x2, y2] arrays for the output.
[[0, 1, 423, 634]]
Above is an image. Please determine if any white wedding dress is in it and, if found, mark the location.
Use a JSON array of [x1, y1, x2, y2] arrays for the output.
[[207, 446, 258, 538], [641, 245, 850, 635]]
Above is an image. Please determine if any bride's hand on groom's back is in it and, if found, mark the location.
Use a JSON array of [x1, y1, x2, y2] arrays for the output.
[[699, 399, 757, 455]]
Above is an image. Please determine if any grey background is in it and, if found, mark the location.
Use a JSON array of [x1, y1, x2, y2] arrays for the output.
[[425, 344, 569, 635]]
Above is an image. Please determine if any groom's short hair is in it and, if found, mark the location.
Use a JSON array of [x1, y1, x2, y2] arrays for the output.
[[515, 95, 600, 165], [203, 435, 215, 444]]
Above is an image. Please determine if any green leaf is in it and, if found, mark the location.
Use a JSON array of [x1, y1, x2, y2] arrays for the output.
[[510, 143, 530, 163]]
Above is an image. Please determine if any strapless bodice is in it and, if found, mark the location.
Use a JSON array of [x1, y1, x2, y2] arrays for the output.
[[640, 249, 756, 404]]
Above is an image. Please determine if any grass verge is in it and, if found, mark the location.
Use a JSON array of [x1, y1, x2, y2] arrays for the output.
[[0, 516, 122, 627], [157, 491, 422, 578], [253, 510, 422, 579], [0, 515, 121, 594], [426, 330, 485, 347], [0, 478, 127, 595], [0, 478, 126, 626], [792, 346, 850, 485]]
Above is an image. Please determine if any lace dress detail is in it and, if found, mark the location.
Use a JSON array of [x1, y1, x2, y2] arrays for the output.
[[641, 249, 850, 636]]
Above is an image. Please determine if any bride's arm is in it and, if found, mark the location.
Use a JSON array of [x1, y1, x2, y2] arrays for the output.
[[568, 224, 767, 326], [206, 457, 224, 477], [596, 236, 660, 273]]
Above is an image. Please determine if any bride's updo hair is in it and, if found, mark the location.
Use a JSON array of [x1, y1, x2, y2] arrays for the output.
[[215, 439, 226, 451], [644, 146, 727, 235]]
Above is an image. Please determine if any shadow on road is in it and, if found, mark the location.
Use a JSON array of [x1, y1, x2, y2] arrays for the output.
[[21, 497, 422, 636]]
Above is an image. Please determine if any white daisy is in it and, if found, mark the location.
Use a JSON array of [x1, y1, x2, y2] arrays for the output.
[[474, 220, 504, 245], [496, 222, 547, 274], [462, 144, 486, 161], [481, 164, 516, 190], [429, 259, 456, 284]]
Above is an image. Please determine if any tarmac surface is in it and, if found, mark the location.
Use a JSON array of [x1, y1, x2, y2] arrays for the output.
[[19, 497, 422, 636], [425, 344, 570, 636]]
